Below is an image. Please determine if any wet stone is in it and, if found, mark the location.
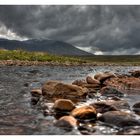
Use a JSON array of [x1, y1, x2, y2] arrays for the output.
[[94, 71, 117, 83], [30, 89, 42, 97], [104, 76, 140, 90], [78, 125, 96, 135], [100, 86, 124, 97], [71, 106, 97, 121], [90, 102, 118, 114], [31, 97, 40, 105], [53, 99, 75, 112], [86, 75, 100, 84], [42, 81, 88, 101], [72, 79, 87, 86], [54, 116, 77, 131], [117, 126, 140, 135], [99, 111, 140, 127], [129, 70, 140, 78], [91, 99, 130, 114], [133, 102, 140, 115]]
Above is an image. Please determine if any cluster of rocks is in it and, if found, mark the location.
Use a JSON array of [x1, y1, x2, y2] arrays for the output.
[[30, 70, 140, 135]]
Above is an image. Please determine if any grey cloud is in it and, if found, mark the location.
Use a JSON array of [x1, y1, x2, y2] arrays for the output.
[[0, 5, 140, 54]]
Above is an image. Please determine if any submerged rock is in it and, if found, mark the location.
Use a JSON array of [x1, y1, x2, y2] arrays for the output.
[[42, 81, 88, 100], [99, 111, 140, 127], [71, 106, 97, 121], [53, 99, 75, 112], [100, 86, 124, 97], [54, 116, 77, 131], [117, 126, 140, 135]]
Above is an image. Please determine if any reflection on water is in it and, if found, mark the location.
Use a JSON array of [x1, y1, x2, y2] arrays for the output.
[[0, 65, 140, 135]]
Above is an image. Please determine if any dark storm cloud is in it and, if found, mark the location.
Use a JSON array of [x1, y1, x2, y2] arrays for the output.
[[0, 5, 140, 54]]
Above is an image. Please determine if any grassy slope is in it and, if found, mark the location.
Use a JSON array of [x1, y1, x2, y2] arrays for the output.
[[0, 49, 87, 64], [0, 49, 140, 65]]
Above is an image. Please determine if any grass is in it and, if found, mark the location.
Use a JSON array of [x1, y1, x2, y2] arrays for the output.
[[0, 49, 140, 66], [0, 49, 87, 64], [75, 55, 140, 65]]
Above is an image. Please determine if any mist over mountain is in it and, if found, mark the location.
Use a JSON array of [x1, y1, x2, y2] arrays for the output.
[[0, 38, 93, 56]]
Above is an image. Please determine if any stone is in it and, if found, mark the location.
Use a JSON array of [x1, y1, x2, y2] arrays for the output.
[[30, 89, 42, 97], [133, 102, 140, 114], [133, 102, 140, 108], [71, 106, 97, 121], [42, 81, 60, 96], [42, 81, 88, 100], [54, 116, 77, 131], [72, 79, 87, 86], [91, 100, 130, 114], [94, 71, 116, 83], [129, 70, 140, 78], [106, 100, 130, 110], [104, 76, 140, 90], [117, 126, 140, 135], [91, 102, 118, 113], [99, 111, 140, 127], [31, 97, 39, 105], [53, 99, 75, 111], [72, 78, 100, 93], [30, 89, 42, 105], [100, 86, 124, 97], [86, 76, 100, 84]]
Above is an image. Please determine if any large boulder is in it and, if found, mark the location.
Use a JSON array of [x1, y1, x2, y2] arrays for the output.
[[42, 81, 88, 100], [99, 111, 140, 127], [71, 106, 97, 121]]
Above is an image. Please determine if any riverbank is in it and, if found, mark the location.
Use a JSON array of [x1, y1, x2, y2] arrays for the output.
[[1, 49, 140, 66], [1, 60, 140, 66]]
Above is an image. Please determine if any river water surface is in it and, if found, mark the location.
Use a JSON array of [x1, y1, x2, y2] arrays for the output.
[[0, 65, 140, 135]]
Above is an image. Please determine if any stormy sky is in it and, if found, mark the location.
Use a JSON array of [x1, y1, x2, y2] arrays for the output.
[[0, 5, 140, 55]]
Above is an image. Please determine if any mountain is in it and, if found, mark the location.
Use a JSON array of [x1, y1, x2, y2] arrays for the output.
[[0, 38, 93, 56]]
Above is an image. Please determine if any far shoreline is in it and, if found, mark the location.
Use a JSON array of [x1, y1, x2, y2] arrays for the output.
[[0, 60, 140, 67]]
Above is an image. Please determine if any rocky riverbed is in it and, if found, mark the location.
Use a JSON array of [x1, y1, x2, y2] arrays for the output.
[[0, 65, 140, 135]]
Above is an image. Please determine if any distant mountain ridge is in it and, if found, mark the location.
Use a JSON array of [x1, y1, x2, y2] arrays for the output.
[[0, 38, 93, 56]]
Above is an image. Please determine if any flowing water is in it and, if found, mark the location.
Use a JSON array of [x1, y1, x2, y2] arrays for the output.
[[0, 65, 140, 135]]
